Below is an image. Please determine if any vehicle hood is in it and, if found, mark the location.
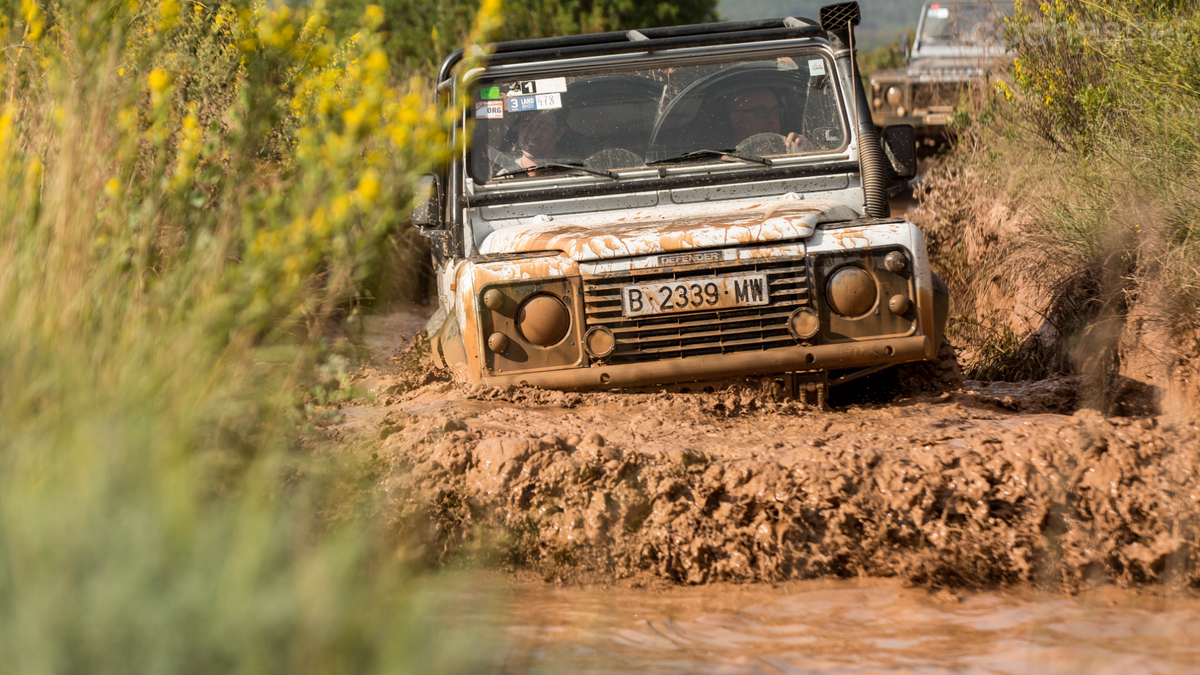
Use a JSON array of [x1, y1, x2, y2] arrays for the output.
[[478, 198, 860, 262]]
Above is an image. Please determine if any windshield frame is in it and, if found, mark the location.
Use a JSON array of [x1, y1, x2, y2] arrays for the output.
[[459, 39, 853, 200]]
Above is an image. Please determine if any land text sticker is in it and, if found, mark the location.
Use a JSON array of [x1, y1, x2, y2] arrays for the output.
[[808, 59, 826, 76], [475, 100, 504, 119], [516, 77, 567, 94], [506, 92, 563, 113]]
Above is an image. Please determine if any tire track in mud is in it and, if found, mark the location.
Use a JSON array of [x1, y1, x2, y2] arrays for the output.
[[338, 363, 1200, 590]]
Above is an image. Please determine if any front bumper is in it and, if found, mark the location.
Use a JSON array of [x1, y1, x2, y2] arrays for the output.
[[479, 334, 933, 391]]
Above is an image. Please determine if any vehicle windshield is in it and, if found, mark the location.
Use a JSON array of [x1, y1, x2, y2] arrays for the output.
[[469, 52, 846, 185], [918, 2, 1007, 45]]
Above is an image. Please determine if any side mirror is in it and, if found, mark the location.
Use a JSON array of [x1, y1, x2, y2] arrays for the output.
[[880, 124, 917, 180], [900, 33, 910, 65], [411, 173, 442, 229]]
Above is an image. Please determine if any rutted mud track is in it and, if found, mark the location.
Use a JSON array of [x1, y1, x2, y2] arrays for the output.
[[336, 311, 1200, 590]]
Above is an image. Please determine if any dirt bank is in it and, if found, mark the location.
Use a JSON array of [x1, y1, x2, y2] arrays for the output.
[[331, 311, 1200, 590]]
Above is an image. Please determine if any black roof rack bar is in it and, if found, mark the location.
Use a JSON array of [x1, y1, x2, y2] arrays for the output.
[[487, 17, 810, 55], [482, 25, 822, 67], [436, 17, 823, 90]]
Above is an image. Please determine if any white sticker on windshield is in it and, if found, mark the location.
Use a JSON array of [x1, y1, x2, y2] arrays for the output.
[[928, 6, 949, 18], [474, 100, 504, 119], [808, 59, 826, 76], [506, 92, 562, 113], [514, 77, 567, 94]]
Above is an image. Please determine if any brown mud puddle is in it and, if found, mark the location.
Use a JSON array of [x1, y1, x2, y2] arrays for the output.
[[336, 309, 1200, 590], [494, 577, 1200, 673]]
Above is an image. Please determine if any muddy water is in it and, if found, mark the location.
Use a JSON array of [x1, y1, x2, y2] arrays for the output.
[[345, 309, 1200, 590], [500, 579, 1200, 673], [345, 309, 1200, 672]]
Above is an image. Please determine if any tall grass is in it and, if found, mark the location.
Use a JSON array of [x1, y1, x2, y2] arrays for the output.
[[931, 0, 1200, 392], [0, 0, 507, 671]]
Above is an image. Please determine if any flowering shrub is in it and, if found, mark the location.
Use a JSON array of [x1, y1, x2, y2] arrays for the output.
[[0, 0, 505, 671]]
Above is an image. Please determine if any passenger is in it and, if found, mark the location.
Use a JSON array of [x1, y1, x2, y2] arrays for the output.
[[727, 87, 814, 154]]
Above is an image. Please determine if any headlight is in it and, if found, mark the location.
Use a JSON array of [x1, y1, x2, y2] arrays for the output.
[[517, 294, 570, 347], [886, 86, 902, 107], [826, 266, 878, 317]]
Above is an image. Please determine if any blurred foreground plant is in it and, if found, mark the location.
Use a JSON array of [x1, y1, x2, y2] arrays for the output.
[[0, 0, 507, 671]]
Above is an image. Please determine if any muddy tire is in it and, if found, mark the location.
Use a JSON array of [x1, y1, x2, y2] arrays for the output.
[[829, 340, 962, 407], [897, 339, 963, 395]]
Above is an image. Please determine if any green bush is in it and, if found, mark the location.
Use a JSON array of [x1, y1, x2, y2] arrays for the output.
[[936, 0, 1200, 383], [0, 0, 506, 671], [324, 0, 719, 69]]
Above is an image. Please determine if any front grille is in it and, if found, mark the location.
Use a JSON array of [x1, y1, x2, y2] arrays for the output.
[[912, 82, 967, 109], [582, 255, 810, 365]]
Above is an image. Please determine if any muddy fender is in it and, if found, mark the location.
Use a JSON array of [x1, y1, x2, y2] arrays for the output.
[[427, 308, 466, 372]]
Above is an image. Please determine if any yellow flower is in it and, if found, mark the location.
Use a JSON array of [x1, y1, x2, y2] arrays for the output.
[[365, 49, 388, 77], [148, 69, 171, 93], [356, 170, 381, 205], [363, 5, 385, 29], [105, 178, 122, 199], [158, 0, 180, 31], [21, 0, 44, 40]]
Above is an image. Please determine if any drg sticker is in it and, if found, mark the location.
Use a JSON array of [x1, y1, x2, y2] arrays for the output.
[[808, 59, 826, 76], [475, 100, 504, 119]]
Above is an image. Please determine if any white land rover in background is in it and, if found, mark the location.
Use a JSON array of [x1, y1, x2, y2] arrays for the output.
[[414, 2, 952, 404]]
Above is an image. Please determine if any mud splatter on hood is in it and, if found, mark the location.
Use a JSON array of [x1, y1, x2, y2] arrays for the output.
[[479, 199, 860, 261]]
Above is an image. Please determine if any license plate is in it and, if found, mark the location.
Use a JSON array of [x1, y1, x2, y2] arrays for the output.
[[621, 273, 769, 318]]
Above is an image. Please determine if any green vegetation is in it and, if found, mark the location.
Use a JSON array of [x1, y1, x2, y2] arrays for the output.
[[718, 0, 924, 48], [930, 0, 1200, 388], [0, 0, 508, 671]]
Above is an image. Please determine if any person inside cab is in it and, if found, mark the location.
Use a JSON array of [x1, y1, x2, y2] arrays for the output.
[[726, 87, 814, 154]]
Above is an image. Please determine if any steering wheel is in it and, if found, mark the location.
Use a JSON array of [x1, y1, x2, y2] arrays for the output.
[[735, 133, 790, 156], [486, 147, 522, 178]]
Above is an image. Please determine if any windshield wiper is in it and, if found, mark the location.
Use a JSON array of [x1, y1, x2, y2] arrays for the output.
[[646, 148, 773, 168], [495, 162, 618, 180]]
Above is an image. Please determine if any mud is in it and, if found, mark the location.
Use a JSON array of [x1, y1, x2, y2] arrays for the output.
[[496, 577, 1200, 673], [334, 309, 1200, 590]]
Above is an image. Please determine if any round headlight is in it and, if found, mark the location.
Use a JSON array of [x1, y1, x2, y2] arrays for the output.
[[483, 288, 505, 311], [888, 294, 912, 315], [517, 294, 570, 347], [886, 86, 902, 107], [826, 266, 878, 318], [788, 307, 820, 340], [584, 326, 615, 358], [487, 332, 509, 353]]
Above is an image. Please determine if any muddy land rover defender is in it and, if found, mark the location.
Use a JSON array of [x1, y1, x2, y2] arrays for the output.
[[869, 1, 1010, 146], [415, 3, 952, 404]]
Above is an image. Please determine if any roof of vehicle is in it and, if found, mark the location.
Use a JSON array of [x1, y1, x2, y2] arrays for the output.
[[436, 17, 829, 90]]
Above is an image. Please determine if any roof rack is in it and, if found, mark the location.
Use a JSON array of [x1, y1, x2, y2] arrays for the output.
[[436, 17, 823, 91]]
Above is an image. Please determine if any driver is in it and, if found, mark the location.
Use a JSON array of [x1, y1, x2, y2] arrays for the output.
[[727, 87, 814, 154], [514, 109, 567, 169]]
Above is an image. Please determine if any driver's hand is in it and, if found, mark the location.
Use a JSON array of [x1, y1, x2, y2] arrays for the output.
[[785, 132, 815, 153]]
